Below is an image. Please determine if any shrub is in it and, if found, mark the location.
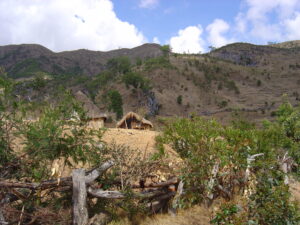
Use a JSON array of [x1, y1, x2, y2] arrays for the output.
[[177, 95, 182, 105], [85, 71, 114, 99], [160, 45, 171, 56], [257, 79, 262, 87], [122, 72, 151, 91], [217, 100, 228, 108], [0, 75, 17, 166], [20, 91, 104, 180], [144, 56, 173, 71], [156, 115, 300, 224], [107, 56, 131, 74]]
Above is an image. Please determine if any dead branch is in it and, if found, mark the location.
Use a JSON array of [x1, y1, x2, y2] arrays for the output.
[[244, 153, 264, 182], [85, 160, 114, 184], [207, 162, 219, 200]]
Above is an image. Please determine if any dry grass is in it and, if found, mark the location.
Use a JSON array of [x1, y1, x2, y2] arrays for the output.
[[108, 205, 211, 225]]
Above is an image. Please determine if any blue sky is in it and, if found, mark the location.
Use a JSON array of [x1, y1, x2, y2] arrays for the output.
[[0, 0, 300, 53], [114, 0, 242, 44]]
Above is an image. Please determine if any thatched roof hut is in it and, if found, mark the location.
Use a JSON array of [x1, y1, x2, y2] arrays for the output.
[[116, 112, 153, 130], [74, 91, 107, 128]]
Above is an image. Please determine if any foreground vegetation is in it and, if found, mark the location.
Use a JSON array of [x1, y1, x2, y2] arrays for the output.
[[1, 70, 300, 224]]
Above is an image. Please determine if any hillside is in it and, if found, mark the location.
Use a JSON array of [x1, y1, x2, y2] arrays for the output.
[[0, 43, 163, 78], [1, 41, 300, 123]]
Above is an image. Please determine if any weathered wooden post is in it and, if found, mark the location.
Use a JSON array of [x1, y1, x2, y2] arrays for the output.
[[72, 169, 88, 225]]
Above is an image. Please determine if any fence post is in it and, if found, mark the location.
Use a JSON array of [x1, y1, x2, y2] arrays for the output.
[[72, 169, 88, 225]]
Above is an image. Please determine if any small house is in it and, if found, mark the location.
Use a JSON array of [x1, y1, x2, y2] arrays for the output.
[[74, 90, 107, 129], [116, 112, 153, 130], [86, 112, 107, 129]]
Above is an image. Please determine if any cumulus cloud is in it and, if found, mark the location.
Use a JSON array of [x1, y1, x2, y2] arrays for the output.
[[235, 0, 300, 41], [284, 12, 300, 40], [169, 26, 205, 54], [0, 0, 146, 52], [206, 19, 233, 48], [139, 0, 159, 9]]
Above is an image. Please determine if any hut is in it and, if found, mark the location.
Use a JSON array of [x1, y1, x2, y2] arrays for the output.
[[74, 90, 107, 129], [116, 112, 153, 130]]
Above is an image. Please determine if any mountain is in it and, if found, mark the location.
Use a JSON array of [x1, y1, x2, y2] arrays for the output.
[[0, 43, 163, 78], [1, 41, 300, 124]]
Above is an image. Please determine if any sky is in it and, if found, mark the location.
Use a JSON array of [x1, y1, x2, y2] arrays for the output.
[[1, 0, 300, 53]]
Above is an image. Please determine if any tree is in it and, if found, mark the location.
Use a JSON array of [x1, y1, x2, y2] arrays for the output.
[[107, 90, 123, 119]]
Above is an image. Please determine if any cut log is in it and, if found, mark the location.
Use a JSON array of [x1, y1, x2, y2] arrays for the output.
[[72, 169, 88, 225]]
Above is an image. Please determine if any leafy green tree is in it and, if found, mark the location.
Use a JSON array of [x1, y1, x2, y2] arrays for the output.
[[107, 90, 123, 119]]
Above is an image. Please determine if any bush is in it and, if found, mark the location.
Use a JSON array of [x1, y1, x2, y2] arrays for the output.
[[20, 91, 104, 180], [0, 75, 17, 166], [156, 115, 300, 223], [225, 80, 240, 94], [85, 71, 114, 99], [122, 72, 151, 91], [160, 45, 171, 56], [257, 79, 262, 87], [144, 56, 173, 71], [177, 95, 182, 105], [107, 56, 131, 74], [107, 90, 123, 119]]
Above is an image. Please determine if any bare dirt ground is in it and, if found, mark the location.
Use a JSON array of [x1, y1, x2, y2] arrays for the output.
[[102, 128, 180, 161]]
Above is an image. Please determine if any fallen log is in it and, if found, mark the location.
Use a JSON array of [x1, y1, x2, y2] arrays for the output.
[[87, 187, 170, 200], [131, 177, 179, 189], [0, 160, 114, 190]]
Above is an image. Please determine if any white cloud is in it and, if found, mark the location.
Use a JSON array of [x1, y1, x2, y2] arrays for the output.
[[169, 26, 205, 53], [206, 19, 234, 48], [284, 12, 300, 40], [139, 0, 159, 9], [235, 0, 300, 42], [0, 0, 146, 52], [152, 37, 160, 44]]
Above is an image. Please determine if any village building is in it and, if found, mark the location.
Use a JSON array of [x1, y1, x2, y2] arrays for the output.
[[74, 90, 107, 129], [116, 112, 153, 130]]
